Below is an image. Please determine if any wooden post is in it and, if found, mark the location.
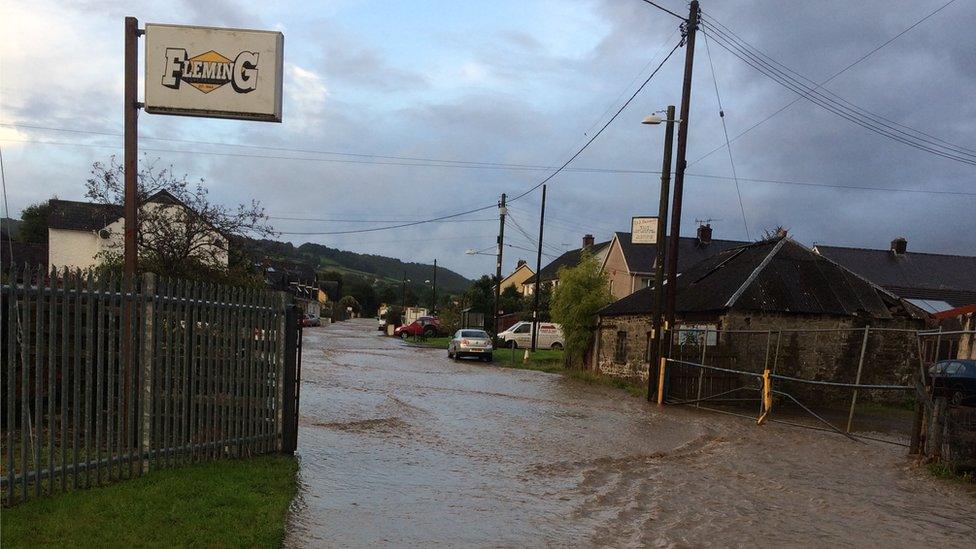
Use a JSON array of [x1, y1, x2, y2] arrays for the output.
[[926, 397, 948, 459], [140, 273, 155, 472], [846, 326, 871, 433]]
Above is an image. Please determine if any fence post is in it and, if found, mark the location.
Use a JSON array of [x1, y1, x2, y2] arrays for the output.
[[140, 273, 155, 472], [846, 326, 871, 433], [926, 397, 948, 459], [281, 303, 299, 455], [695, 328, 708, 407]]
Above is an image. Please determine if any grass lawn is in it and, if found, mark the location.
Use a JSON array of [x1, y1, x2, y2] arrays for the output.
[[1, 455, 299, 548], [407, 335, 648, 398]]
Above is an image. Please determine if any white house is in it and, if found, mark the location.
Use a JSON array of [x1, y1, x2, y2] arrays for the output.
[[47, 190, 228, 270]]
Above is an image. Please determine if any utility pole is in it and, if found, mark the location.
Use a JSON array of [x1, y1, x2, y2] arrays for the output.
[[661, 1, 699, 404], [493, 193, 507, 337], [122, 16, 141, 440], [431, 259, 437, 314], [401, 271, 408, 309], [648, 105, 675, 402], [530, 185, 547, 353]]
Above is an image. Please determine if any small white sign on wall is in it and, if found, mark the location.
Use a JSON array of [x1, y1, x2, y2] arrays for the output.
[[631, 216, 658, 244], [144, 23, 283, 122]]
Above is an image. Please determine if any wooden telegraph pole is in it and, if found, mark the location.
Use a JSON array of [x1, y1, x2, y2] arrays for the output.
[[530, 185, 547, 352], [492, 193, 507, 337], [660, 1, 699, 405], [648, 105, 675, 401], [122, 16, 142, 438]]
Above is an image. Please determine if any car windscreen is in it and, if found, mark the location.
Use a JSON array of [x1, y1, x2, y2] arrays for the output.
[[460, 330, 488, 338]]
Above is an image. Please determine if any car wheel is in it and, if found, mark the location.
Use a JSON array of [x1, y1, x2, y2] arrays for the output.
[[550, 342, 563, 350], [951, 390, 965, 406], [400, 332, 409, 339], [482, 353, 492, 362]]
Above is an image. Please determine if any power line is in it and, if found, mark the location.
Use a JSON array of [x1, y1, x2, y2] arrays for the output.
[[692, 1, 966, 165], [508, 40, 683, 202], [702, 28, 750, 239], [268, 215, 495, 223], [638, 0, 687, 21], [698, 13, 976, 167]]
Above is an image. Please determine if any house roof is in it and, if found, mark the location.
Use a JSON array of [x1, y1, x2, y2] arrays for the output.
[[814, 245, 976, 307], [47, 190, 186, 232], [600, 237, 923, 321], [499, 263, 534, 286], [610, 231, 748, 275], [48, 200, 122, 231], [523, 240, 611, 284]]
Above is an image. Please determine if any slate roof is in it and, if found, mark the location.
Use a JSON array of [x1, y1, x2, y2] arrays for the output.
[[815, 245, 976, 307], [611, 231, 748, 274], [48, 200, 122, 231], [47, 190, 185, 232], [523, 240, 610, 284], [600, 237, 923, 320]]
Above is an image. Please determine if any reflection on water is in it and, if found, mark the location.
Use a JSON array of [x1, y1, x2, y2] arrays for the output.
[[286, 320, 975, 548]]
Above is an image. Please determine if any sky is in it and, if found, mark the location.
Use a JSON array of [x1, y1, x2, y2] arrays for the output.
[[1, 0, 974, 280]]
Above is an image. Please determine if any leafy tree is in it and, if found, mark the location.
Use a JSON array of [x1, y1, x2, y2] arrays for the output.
[[463, 275, 495, 315], [19, 199, 54, 243], [498, 285, 524, 315], [85, 156, 274, 281], [550, 252, 613, 367], [337, 295, 360, 318]]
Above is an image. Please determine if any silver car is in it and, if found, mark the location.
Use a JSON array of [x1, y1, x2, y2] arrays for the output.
[[448, 329, 493, 362]]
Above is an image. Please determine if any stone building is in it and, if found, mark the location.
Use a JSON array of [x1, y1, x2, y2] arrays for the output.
[[592, 237, 928, 392]]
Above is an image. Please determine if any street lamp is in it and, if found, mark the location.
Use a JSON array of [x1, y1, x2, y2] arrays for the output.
[[644, 105, 677, 404], [401, 274, 411, 309]]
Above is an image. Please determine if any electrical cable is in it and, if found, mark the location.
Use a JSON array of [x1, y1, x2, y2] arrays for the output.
[[702, 29, 750, 239], [698, 16, 976, 166], [692, 1, 966, 165], [507, 40, 683, 203], [638, 0, 687, 21]]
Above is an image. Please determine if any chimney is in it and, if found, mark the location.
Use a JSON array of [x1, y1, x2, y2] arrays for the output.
[[697, 224, 713, 246], [517, 259, 527, 268], [582, 234, 594, 248], [890, 237, 907, 255]]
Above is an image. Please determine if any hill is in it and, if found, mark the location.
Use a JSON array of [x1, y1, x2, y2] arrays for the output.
[[246, 239, 472, 294]]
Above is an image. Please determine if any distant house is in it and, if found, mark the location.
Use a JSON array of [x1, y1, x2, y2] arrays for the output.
[[593, 237, 926, 383], [498, 259, 534, 296], [600, 224, 747, 300], [814, 238, 976, 313], [46, 190, 228, 270], [522, 234, 611, 295]]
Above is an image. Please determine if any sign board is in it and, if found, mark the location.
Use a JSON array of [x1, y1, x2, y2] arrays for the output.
[[144, 23, 283, 122], [631, 216, 658, 244]]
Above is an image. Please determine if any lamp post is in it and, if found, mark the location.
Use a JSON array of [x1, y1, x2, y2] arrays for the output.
[[401, 273, 411, 309], [642, 106, 678, 403]]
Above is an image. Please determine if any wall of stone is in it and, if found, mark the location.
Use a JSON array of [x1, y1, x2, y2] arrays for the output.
[[593, 314, 653, 382]]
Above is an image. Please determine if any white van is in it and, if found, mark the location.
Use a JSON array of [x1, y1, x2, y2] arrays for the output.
[[498, 321, 564, 350]]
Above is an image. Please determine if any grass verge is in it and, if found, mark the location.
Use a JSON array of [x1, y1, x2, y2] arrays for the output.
[[495, 349, 648, 399], [1, 455, 299, 548], [928, 462, 976, 485]]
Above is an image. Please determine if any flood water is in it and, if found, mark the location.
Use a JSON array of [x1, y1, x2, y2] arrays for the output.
[[286, 319, 975, 548]]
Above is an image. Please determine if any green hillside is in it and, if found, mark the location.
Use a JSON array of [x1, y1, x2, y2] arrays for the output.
[[246, 239, 472, 294]]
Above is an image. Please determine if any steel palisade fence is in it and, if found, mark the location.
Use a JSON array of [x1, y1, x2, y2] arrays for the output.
[[0, 265, 302, 506], [657, 326, 973, 447]]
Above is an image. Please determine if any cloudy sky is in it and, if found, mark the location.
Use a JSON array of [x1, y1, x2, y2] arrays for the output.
[[2, 0, 974, 279]]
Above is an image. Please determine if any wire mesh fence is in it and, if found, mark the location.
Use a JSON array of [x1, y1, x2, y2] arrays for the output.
[[1, 265, 299, 506], [662, 326, 930, 445]]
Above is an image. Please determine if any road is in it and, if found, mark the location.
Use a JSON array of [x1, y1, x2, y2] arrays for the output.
[[286, 319, 975, 547]]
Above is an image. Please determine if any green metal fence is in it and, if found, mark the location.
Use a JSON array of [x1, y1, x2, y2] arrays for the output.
[[1, 265, 299, 506]]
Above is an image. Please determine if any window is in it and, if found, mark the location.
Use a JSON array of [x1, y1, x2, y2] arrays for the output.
[[514, 323, 530, 334], [614, 331, 628, 364]]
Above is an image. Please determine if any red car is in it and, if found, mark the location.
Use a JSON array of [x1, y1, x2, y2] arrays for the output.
[[394, 316, 441, 338]]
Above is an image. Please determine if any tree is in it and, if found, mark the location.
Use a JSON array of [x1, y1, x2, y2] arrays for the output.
[[85, 156, 275, 281], [18, 200, 54, 243], [337, 295, 360, 318], [499, 285, 524, 315], [550, 252, 613, 367], [463, 275, 495, 315]]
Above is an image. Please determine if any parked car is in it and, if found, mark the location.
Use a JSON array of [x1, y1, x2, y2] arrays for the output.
[[302, 314, 321, 327], [929, 359, 976, 406], [394, 316, 441, 338], [448, 329, 493, 362], [377, 316, 387, 331], [497, 321, 564, 350]]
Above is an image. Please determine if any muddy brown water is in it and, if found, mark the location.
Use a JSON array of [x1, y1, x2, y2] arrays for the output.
[[286, 319, 974, 548]]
